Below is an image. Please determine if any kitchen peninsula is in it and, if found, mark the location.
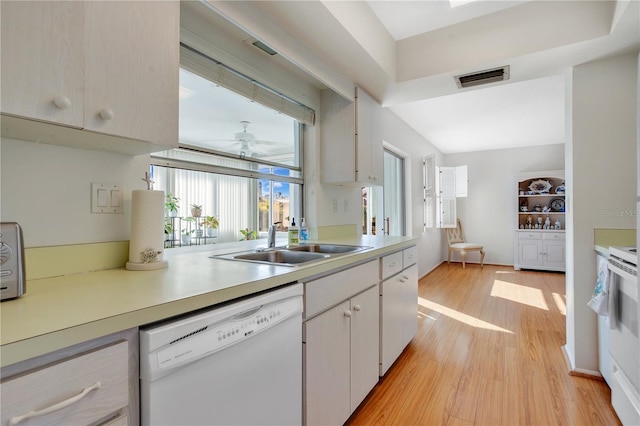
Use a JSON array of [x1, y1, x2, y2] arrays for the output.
[[1, 236, 415, 366]]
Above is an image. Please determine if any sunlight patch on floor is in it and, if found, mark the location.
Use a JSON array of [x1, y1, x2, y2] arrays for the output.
[[418, 311, 437, 321], [490, 279, 549, 310], [418, 297, 513, 334], [552, 292, 566, 315]]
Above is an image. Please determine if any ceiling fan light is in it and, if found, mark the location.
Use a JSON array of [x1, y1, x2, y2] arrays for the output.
[[235, 131, 255, 142]]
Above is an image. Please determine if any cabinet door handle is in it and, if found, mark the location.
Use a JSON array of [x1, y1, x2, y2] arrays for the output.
[[52, 95, 71, 110], [99, 108, 114, 121], [8, 382, 101, 425], [389, 262, 398, 267], [344, 310, 352, 318], [353, 305, 362, 312]]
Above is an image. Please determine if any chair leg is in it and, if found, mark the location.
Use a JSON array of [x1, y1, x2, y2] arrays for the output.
[[461, 252, 466, 269], [448, 249, 451, 265], [480, 249, 485, 268]]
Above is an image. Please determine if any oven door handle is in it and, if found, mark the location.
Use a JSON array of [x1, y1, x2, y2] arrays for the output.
[[608, 269, 619, 330]]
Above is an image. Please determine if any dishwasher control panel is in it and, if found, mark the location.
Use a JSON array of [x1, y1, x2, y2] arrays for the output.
[[156, 296, 301, 370]]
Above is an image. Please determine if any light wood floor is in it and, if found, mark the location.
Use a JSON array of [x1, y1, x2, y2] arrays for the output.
[[347, 264, 620, 426]]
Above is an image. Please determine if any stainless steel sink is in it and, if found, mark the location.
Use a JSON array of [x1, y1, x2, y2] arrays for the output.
[[286, 244, 370, 254], [232, 250, 329, 265], [211, 244, 371, 267]]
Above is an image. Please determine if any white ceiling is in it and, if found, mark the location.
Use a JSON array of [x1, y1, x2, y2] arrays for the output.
[[366, 0, 529, 40], [200, 0, 639, 154], [199, 0, 640, 153]]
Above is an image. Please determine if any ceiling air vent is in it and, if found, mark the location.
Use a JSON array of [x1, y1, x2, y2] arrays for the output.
[[252, 40, 278, 56], [454, 66, 510, 89]]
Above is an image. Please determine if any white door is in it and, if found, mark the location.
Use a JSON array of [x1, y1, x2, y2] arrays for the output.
[[304, 301, 351, 426], [1, 1, 84, 127], [519, 240, 543, 266], [402, 264, 419, 347], [544, 241, 565, 268], [380, 275, 405, 375], [350, 286, 380, 411]]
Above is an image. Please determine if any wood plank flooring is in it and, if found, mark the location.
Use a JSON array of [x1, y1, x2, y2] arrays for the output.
[[347, 264, 620, 426]]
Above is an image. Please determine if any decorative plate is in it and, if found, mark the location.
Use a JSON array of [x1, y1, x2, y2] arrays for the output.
[[528, 179, 552, 194], [550, 198, 565, 212]]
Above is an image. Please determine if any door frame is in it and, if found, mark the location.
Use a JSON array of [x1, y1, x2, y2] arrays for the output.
[[382, 141, 411, 236]]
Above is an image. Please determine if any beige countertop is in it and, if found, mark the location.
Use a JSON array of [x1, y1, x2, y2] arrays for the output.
[[1, 235, 416, 367], [593, 228, 636, 257]]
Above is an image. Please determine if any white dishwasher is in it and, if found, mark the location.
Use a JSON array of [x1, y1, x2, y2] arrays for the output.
[[140, 283, 303, 426]]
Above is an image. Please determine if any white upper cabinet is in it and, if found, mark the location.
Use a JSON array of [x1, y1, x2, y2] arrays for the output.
[[83, 1, 178, 146], [0, 1, 179, 155], [321, 87, 383, 186], [1, 2, 85, 128]]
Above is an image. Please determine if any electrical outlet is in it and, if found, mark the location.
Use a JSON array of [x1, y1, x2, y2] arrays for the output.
[[91, 183, 123, 214]]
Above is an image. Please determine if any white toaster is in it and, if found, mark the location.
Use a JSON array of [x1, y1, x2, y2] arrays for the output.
[[0, 222, 26, 300]]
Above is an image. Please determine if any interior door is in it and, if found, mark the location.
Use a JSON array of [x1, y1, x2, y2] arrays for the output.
[[382, 149, 405, 236]]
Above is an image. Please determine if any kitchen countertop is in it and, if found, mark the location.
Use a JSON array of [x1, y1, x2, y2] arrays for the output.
[[593, 228, 636, 257], [1, 235, 416, 367]]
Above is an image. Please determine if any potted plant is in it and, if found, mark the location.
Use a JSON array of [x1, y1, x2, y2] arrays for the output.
[[181, 229, 191, 245], [164, 218, 174, 241], [202, 215, 219, 237], [240, 228, 257, 241], [182, 217, 196, 245], [190, 204, 202, 218], [165, 193, 180, 217]]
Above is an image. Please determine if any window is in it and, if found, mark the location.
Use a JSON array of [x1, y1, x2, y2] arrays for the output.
[[151, 46, 312, 245], [423, 156, 467, 230]]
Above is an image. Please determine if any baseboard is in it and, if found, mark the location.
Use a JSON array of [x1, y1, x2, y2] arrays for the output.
[[419, 261, 446, 279], [569, 369, 605, 381], [562, 344, 604, 381]]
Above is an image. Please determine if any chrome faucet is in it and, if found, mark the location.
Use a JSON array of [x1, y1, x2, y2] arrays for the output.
[[267, 222, 282, 248]]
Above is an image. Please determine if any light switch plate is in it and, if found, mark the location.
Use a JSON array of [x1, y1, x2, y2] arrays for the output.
[[91, 183, 124, 214]]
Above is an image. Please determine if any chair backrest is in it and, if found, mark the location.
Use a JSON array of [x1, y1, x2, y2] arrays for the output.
[[446, 219, 465, 245]]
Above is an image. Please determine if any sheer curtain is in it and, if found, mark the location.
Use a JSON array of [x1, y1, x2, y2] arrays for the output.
[[152, 165, 256, 243]]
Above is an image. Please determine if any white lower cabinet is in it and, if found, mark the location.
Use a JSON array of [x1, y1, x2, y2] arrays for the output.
[[515, 231, 565, 271], [0, 329, 138, 426], [303, 260, 380, 426], [380, 247, 418, 376], [1, 341, 129, 426]]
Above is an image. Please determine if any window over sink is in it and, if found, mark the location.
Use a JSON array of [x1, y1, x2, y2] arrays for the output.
[[151, 46, 313, 246]]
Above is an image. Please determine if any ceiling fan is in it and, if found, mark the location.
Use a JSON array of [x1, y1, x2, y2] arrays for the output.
[[209, 121, 288, 158]]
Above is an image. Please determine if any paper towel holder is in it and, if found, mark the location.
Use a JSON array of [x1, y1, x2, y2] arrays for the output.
[[126, 175, 169, 271]]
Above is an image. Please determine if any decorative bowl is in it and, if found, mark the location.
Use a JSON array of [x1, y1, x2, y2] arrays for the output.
[[529, 179, 553, 194]]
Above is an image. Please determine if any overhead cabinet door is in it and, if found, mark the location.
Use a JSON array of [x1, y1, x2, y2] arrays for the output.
[[84, 1, 179, 146], [1, 1, 84, 127]]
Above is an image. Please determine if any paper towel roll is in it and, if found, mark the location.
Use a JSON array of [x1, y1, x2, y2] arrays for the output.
[[126, 190, 168, 271]]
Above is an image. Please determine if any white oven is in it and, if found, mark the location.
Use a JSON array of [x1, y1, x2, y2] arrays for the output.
[[608, 246, 639, 425]]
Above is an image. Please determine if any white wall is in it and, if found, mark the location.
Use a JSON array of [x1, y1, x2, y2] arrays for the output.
[[303, 122, 363, 232], [565, 52, 638, 374], [445, 144, 565, 265], [0, 138, 149, 247], [382, 109, 445, 277]]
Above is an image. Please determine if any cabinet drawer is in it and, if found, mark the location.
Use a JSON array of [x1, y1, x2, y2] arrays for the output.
[[381, 251, 403, 279], [304, 260, 378, 318], [519, 232, 542, 240], [543, 232, 565, 241], [403, 246, 417, 268], [1, 341, 128, 426]]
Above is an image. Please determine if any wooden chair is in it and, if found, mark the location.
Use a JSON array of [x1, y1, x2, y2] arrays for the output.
[[446, 219, 485, 269]]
